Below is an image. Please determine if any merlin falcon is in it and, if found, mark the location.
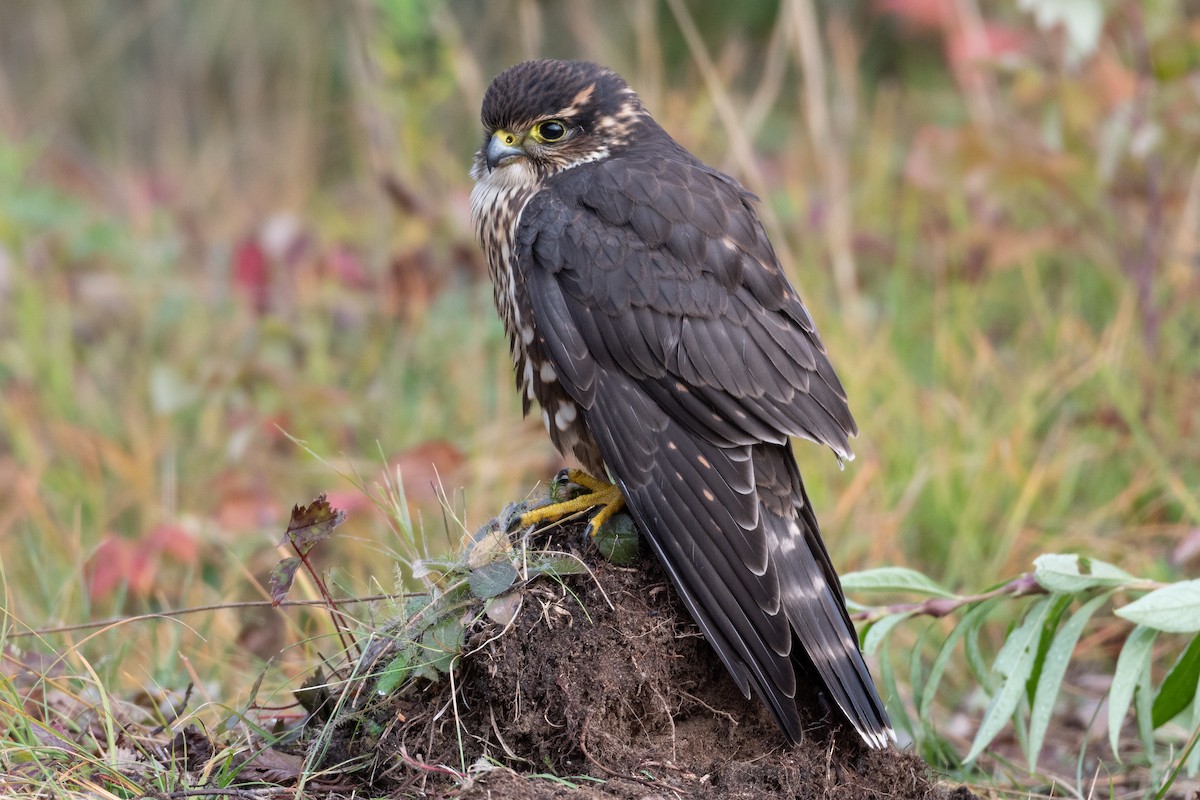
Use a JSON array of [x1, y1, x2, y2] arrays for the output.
[[470, 59, 892, 749]]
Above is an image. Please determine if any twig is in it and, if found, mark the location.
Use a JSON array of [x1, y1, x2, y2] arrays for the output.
[[9, 595, 392, 639], [166, 789, 264, 799], [287, 537, 360, 661], [850, 573, 1045, 623]]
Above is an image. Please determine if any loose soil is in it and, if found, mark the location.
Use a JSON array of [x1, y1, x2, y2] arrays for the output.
[[302, 518, 976, 799]]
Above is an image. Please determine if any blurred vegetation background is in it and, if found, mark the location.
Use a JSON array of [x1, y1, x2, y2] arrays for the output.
[[0, 0, 1197, 785]]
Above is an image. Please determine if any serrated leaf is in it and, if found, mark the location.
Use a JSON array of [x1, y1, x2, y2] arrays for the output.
[[281, 494, 346, 555], [861, 612, 912, 657], [1028, 592, 1111, 773], [468, 559, 519, 599], [840, 567, 957, 599], [1152, 633, 1200, 728], [1109, 625, 1158, 760], [1116, 581, 1200, 632], [965, 596, 1055, 763], [1033, 554, 1136, 594], [268, 557, 302, 606]]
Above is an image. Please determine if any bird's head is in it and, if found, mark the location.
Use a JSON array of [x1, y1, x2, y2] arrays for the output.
[[471, 60, 646, 182]]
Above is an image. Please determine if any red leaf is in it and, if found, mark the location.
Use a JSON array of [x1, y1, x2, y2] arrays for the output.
[[231, 236, 270, 314], [946, 23, 1027, 70], [147, 522, 199, 564], [280, 494, 346, 556], [269, 557, 303, 606], [85, 535, 158, 602]]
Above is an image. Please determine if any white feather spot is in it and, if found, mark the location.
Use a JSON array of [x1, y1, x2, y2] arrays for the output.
[[540, 361, 557, 383], [554, 402, 577, 431], [522, 360, 535, 400]]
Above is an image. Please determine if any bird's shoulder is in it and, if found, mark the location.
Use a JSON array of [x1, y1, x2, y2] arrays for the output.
[[516, 149, 806, 325], [513, 146, 857, 456]]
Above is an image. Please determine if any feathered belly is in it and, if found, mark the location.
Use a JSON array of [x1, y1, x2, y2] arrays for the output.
[[471, 172, 605, 476]]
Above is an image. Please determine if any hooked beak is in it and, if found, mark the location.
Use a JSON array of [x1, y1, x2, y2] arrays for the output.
[[486, 130, 525, 172]]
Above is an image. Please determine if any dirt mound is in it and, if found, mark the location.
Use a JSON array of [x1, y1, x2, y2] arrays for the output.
[[307, 518, 974, 799]]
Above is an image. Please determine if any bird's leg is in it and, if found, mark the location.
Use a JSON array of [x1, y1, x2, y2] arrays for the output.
[[519, 468, 625, 537]]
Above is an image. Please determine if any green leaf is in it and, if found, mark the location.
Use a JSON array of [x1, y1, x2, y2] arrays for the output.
[[909, 622, 933, 716], [592, 513, 641, 565], [840, 567, 957, 599], [1188, 697, 1200, 779], [1116, 581, 1200, 632], [964, 612, 994, 693], [468, 559, 519, 599], [1136, 657, 1156, 766], [1025, 594, 1075, 707], [1027, 592, 1111, 773], [1109, 625, 1159, 759], [861, 612, 913, 657], [965, 596, 1055, 763], [526, 556, 589, 577], [1152, 633, 1200, 728], [418, 618, 464, 678], [1033, 554, 1136, 594], [878, 638, 914, 741], [376, 648, 415, 695], [919, 598, 1002, 722]]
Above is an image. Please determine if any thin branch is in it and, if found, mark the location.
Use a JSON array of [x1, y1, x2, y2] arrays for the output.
[[851, 573, 1045, 623], [9, 595, 393, 639]]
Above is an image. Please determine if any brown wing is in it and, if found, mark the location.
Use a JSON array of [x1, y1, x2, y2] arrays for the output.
[[515, 149, 892, 747]]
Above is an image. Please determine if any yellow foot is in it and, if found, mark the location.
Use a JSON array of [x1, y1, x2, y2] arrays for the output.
[[519, 469, 625, 536]]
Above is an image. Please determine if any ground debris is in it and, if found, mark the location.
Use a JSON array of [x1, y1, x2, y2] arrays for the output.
[[301, 517, 974, 799]]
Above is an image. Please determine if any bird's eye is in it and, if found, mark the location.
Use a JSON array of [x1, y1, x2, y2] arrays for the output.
[[532, 120, 567, 143]]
